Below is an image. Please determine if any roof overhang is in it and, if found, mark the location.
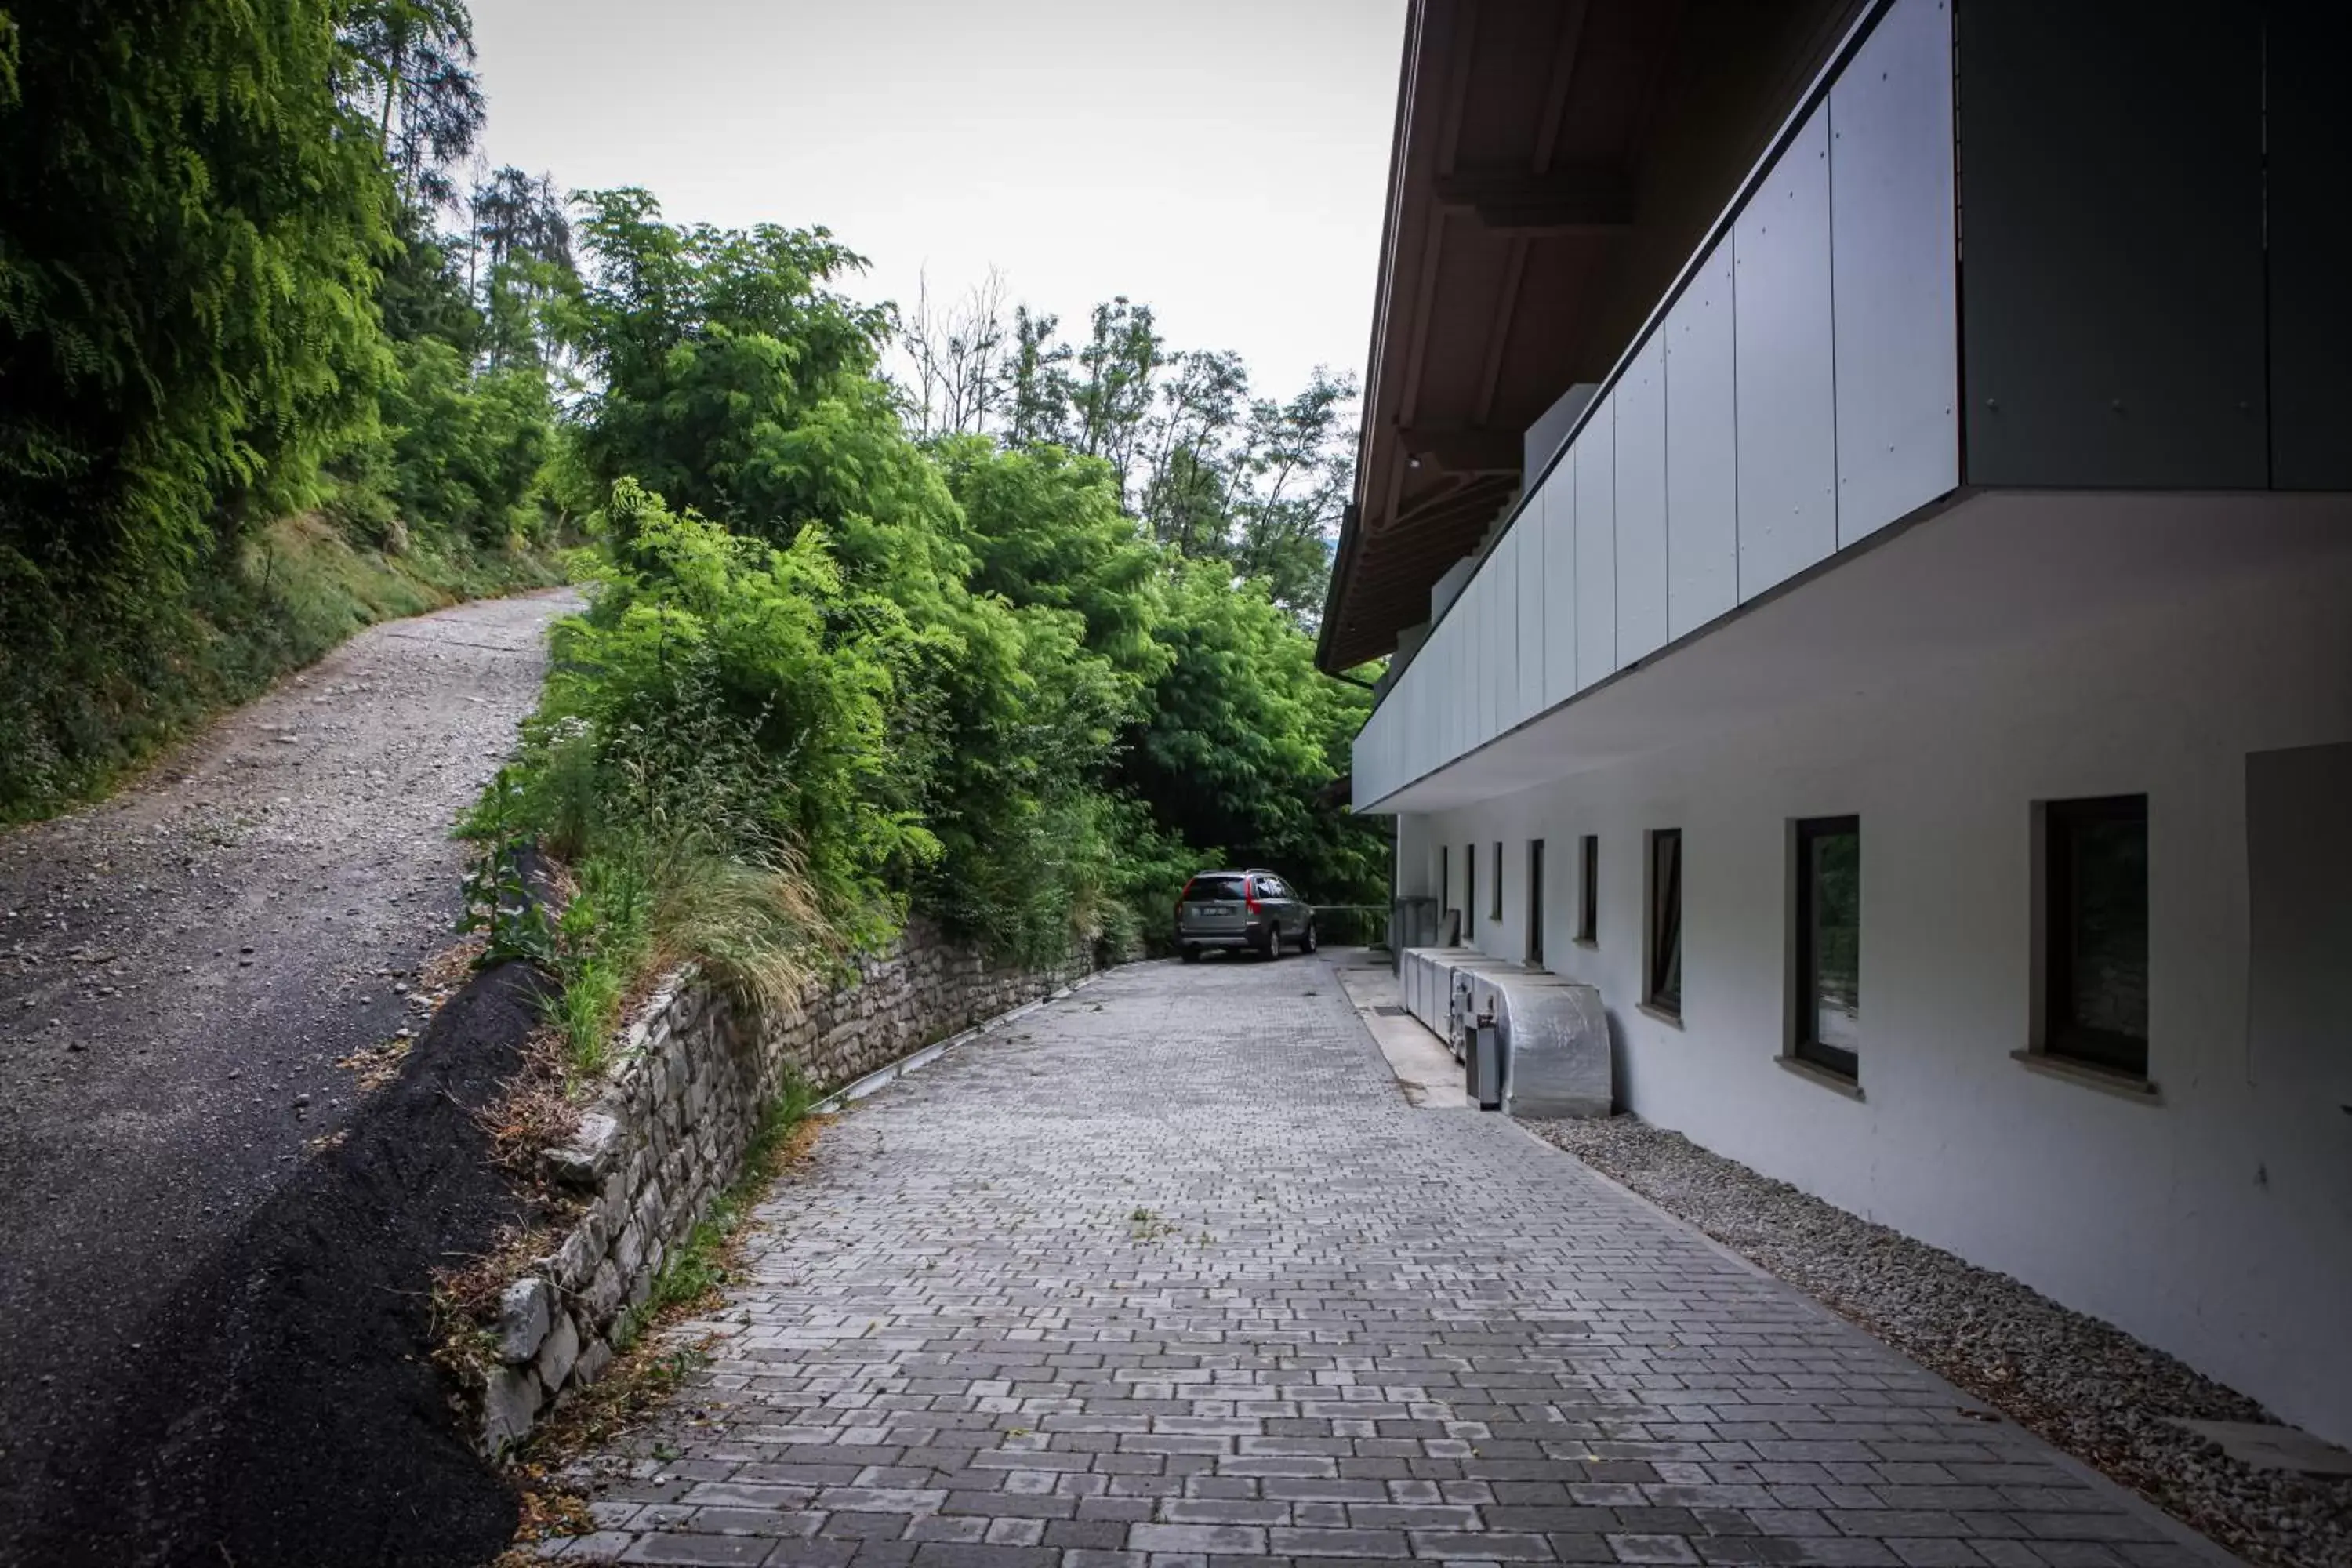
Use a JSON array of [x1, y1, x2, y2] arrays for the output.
[[1319, 0, 1867, 673]]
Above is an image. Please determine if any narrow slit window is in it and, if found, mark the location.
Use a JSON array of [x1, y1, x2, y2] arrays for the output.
[[1490, 841, 1503, 920], [1577, 834, 1598, 945], [1465, 843, 1476, 938], [1646, 829, 1682, 1016], [1526, 840, 1545, 964], [1794, 817, 1860, 1080], [2043, 796, 2148, 1076]]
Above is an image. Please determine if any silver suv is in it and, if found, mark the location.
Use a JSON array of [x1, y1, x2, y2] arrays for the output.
[[1174, 869, 1317, 963]]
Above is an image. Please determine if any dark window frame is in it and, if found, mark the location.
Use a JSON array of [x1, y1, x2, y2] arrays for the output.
[[1577, 835, 1598, 946], [1439, 844, 1450, 920], [1792, 815, 1861, 1080], [1465, 842, 1476, 938], [1490, 841, 1504, 920], [2042, 794, 2150, 1076], [1645, 828, 1682, 1017], [1526, 839, 1545, 964]]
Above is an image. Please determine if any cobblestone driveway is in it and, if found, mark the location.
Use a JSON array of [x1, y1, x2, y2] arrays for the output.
[[557, 956, 2223, 1568]]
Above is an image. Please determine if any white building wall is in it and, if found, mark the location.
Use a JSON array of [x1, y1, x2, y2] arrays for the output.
[[1411, 551, 2352, 1447]]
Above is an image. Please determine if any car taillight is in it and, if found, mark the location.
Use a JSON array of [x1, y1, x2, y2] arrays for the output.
[[1176, 878, 1195, 914], [1244, 880, 1261, 915]]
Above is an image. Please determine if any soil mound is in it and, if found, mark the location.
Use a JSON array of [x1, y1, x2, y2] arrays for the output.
[[13, 962, 548, 1568]]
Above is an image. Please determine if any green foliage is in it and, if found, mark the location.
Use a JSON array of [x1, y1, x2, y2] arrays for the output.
[[376, 338, 554, 546], [532, 480, 934, 938], [0, 0, 574, 822], [486, 193, 1389, 997], [0, 0, 396, 599], [899, 281, 1359, 619], [1126, 560, 1387, 907]]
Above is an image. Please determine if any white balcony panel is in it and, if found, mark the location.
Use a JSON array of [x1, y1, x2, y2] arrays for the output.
[[1831, 0, 1958, 543], [1469, 554, 1490, 745], [1481, 564, 1503, 744], [1489, 542, 1513, 740], [1667, 241, 1739, 640], [1422, 626, 1441, 781], [1469, 567, 1492, 746], [1615, 335, 1670, 666], [1515, 496, 1546, 723], [1735, 103, 1838, 599], [1575, 397, 1617, 690], [1541, 455, 1579, 706], [1488, 530, 1514, 732], [1439, 611, 1458, 761]]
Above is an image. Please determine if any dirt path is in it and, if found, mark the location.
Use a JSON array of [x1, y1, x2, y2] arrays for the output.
[[0, 589, 576, 1560]]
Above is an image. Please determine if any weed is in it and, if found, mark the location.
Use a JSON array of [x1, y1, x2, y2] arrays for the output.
[[457, 769, 557, 969]]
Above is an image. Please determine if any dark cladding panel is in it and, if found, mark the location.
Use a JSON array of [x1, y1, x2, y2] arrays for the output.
[[2266, 6, 2352, 490], [1957, 2, 2265, 488]]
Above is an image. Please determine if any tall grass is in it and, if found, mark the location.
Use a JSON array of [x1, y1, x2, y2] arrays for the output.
[[534, 835, 823, 1081]]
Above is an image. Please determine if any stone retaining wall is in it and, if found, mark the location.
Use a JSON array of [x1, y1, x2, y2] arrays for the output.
[[478, 920, 1101, 1453]]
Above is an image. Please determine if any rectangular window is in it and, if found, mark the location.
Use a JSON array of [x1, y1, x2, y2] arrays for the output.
[[1794, 817, 1861, 1080], [1439, 844, 1450, 922], [2043, 795, 2149, 1076], [1465, 843, 1476, 938], [1490, 841, 1503, 920], [1526, 840, 1545, 964], [1645, 829, 1682, 1016], [1577, 834, 1598, 945]]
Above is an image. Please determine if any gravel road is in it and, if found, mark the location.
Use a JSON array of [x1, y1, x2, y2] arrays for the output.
[[0, 589, 575, 1556]]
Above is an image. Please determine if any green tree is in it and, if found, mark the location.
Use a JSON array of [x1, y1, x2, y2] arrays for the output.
[[470, 165, 575, 370], [0, 0, 395, 596], [1126, 560, 1387, 907], [335, 0, 485, 211], [377, 339, 554, 546], [1000, 305, 1073, 449], [1069, 297, 1162, 495]]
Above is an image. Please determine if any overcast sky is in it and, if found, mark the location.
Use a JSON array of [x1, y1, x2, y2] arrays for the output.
[[470, 0, 1407, 401]]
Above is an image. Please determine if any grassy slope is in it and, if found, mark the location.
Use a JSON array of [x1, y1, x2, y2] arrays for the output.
[[0, 514, 563, 823]]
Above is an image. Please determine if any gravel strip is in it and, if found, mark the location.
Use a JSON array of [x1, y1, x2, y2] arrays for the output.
[[1526, 1114, 2352, 1568]]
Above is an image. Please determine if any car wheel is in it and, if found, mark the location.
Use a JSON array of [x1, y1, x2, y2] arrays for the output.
[[1301, 920, 1318, 953], [1263, 927, 1282, 961]]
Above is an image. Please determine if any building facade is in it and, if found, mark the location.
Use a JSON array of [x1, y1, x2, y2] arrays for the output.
[[1323, 0, 2352, 1446]]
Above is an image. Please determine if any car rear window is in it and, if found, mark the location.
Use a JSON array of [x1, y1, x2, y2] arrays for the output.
[[1184, 875, 1249, 902]]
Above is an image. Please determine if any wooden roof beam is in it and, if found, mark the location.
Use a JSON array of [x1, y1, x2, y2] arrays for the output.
[[1433, 164, 1635, 233]]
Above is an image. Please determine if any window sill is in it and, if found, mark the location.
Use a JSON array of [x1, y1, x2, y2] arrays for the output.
[[1572, 937, 1598, 949], [1635, 1000, 1684, 1029], [1777, 1054, 1864, 1101], [2010, 1048, 2162, 1105]]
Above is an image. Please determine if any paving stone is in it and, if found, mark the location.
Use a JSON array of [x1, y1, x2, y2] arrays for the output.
[[561, 961, 2219, 1568]]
